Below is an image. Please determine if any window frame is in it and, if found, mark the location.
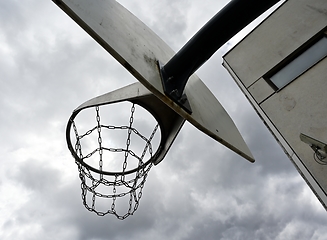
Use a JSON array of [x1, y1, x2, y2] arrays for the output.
[[265, 30, 327, 91]]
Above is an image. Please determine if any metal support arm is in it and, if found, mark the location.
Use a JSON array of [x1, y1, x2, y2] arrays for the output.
[[160, 0, 281, 110]]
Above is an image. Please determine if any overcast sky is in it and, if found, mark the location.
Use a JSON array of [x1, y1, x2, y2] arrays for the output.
[[1, 0, 327, 239]]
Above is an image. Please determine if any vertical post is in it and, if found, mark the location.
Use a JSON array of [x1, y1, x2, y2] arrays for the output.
[[160, 0, 281, 112]]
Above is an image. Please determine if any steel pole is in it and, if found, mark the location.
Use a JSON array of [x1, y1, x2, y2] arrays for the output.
[[160, 0, 281, 108]]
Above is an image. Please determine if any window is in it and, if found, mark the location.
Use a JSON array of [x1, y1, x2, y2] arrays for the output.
[[269, 35, 327, 90]]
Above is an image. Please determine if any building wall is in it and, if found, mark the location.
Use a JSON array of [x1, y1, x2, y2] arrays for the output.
[[223, 0, 327, 209]]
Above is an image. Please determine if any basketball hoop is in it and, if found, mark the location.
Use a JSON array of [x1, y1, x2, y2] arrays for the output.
[[66, 82, 185, 219], [57, 0, 261, 220], [66, 102, 161, 219]]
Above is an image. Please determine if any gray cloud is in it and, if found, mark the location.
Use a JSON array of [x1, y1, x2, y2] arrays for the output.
[[1, 0, 327, 240]]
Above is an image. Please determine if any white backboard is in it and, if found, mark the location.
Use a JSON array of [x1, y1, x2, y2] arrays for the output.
[[54, 0, 254, 162]]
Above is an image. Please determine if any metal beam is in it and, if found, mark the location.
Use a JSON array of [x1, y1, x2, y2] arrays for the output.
[[160, 0, 281, 103]]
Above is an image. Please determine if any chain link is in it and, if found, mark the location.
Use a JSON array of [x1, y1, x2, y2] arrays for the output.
[[72, 103, 159, 220]]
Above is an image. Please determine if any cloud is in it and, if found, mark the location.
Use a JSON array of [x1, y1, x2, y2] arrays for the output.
[[1, 0, 327, 240]]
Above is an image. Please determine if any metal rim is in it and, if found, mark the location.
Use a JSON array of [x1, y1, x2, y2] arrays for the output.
[[66, 102, 164, 176]]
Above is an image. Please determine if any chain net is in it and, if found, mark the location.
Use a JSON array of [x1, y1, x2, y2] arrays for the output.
[[69, 103, 160, 220]]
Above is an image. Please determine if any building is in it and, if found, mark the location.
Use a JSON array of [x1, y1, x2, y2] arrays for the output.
[[223, 0, 327, 209]]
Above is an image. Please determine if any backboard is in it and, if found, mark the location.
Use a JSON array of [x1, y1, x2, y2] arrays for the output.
[[53, 0, 254, 162]]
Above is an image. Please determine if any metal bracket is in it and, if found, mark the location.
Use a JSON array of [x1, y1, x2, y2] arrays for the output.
[[158, 61, 192, 114]]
